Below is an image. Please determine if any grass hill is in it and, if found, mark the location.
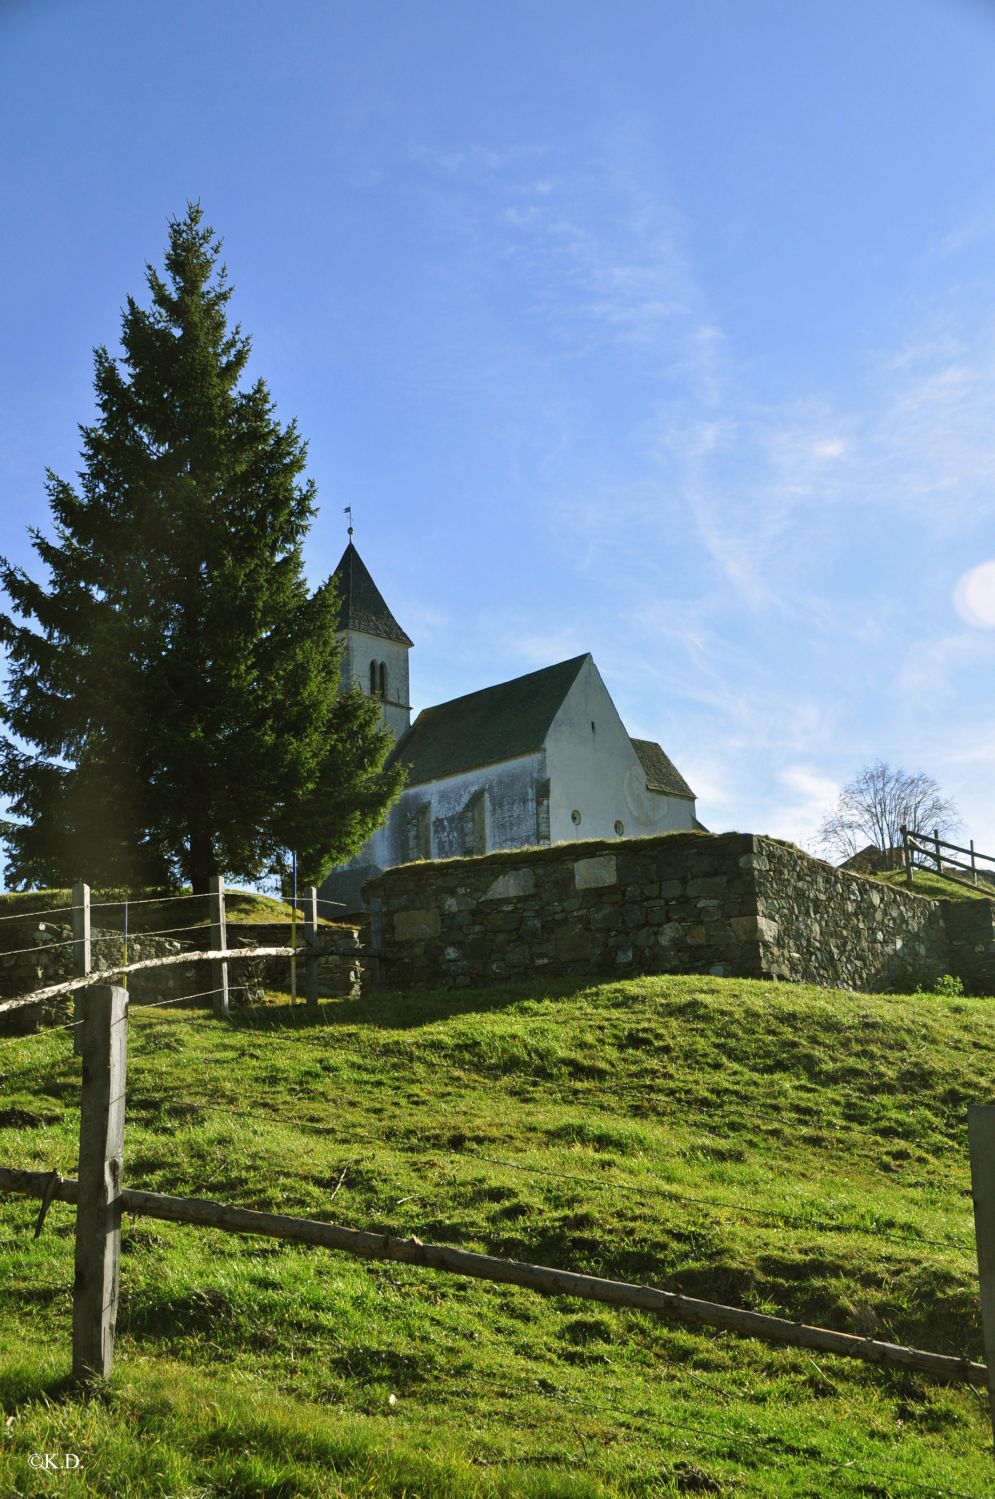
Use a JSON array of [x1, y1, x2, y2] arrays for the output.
[[873, 865, 995, 903], [1, 973, 993, 1495]]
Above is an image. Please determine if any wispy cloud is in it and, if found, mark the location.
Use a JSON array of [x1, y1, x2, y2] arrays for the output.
[[894, 629, 995, 697], [496, 182, 696, 348], [765, 766, 840, 849]]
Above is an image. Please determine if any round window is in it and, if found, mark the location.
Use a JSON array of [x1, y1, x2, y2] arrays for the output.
[[614, 819, 624, 836], [570, 809, 582, 826]]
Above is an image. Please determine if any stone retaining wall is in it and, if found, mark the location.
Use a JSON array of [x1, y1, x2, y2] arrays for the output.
[[232, 922, 363, 997], [363, 832, 995, 995], [943, 900, 995, 994], [751, 838, 950, 991], [0, 922, 213, 1031]]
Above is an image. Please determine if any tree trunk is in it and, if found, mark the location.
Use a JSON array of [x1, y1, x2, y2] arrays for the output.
[[188, 826, 216, 895]]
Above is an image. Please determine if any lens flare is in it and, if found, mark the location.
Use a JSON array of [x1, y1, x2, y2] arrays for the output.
[[953, 560, 995, 628]]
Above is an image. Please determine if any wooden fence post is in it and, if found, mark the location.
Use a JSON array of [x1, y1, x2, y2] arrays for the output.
[[934, 827, 942, 875], [72, 983, 127, 1384], [209, 875, 229, 1020], [969, 1104, 995, 1451], [303, 885, 319, 1015], [972, 839, 978, 886], [900, 827, 912, 888], [72, 881, 91, 1056]]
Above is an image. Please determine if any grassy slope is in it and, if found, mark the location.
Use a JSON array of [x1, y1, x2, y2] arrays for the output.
[[873, 867, 995, 903], [1, 974, 993, 1496]]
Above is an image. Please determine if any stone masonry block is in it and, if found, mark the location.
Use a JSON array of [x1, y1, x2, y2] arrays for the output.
[[482, 868, 537, 901], [574, 855, 618, 890], [393, 908, 441, 941]]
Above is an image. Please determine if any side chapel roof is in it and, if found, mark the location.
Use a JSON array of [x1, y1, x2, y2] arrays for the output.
[[331, 542, 413, 647], [630, 738, 696, 800]]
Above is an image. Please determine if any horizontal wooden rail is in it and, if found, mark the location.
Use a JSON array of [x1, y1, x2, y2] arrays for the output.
[[907, 831, 995, 865], [905, 837, 987, 876], [904, 832, 995, 896], [923, 833, 989, 869], [0, 945, 308, 1017], [0, 1165, 984, 1388]]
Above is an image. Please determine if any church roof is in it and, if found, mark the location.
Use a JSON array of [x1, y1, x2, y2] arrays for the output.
[[331, 542, 413, 646], [390, 655, 697, 802], [391, 654, 590, 785], [630, 738, 696, 800]]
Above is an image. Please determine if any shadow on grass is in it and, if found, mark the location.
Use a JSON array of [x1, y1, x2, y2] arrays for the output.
[[232, 977, 602, 1034], [0, 1364, 91, 1409]]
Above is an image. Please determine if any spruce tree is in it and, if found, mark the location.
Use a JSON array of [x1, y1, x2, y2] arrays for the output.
[[0, 205, 402, 891]]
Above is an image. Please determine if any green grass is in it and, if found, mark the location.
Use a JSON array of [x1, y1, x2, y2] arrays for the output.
[[873, 866, 995, 903], [1, 974, 994, 1496]]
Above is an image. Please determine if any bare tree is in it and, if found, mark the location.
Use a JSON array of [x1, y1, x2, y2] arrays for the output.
[[816, 761, 959, 869]]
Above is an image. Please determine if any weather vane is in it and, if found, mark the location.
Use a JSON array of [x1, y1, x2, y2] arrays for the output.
[[344, 505, 354, 540]]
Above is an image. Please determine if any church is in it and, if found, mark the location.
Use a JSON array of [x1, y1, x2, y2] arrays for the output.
[[321, 540, 701, 913]]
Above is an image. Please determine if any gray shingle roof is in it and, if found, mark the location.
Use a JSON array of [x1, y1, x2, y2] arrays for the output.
[[630, 737, 695, 799], [332, 543, 413, 647], [391, 655, 590, 785]]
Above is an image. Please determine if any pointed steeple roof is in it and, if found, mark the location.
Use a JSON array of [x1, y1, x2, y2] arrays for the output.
[[331, 542, 413, 647]]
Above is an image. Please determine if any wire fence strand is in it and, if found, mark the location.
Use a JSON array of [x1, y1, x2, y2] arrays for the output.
[[108, 1077, 971, 1256], [0, 903, 77, 925], [87, 891, 207, 910], [0, 935, 83, 959], [136, 987, 229, 1013], [109, 921, 209, 940]]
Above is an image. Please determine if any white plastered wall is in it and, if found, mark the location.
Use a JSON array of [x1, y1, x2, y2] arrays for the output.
[[366, 752, 545, 866], [544, 655, 695, 843]]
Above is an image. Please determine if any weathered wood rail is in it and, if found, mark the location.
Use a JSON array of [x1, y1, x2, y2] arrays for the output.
[[3, 980, 995, 1431], [1, 876, 341, 1023], [902, 826, 995, 893], [0, 1160, 986, 1389], [0, 945, 306, 1018]]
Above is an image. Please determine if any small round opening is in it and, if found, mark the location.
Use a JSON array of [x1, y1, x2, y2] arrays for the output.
[[614, 819, 624, 836], [570, 809, 582, 826]]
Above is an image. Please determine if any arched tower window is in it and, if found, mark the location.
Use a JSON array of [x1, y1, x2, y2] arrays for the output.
[[369, 659, 378, 696], [379, 661, 388, 698]]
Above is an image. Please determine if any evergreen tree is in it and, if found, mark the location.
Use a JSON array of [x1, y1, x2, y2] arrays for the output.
[[0, 205, 403, 891]]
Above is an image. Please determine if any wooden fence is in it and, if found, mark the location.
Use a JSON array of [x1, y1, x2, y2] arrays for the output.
[[4, 889, 995, 1453], [2, 975, 995, 1448], [902, 825, 995, 894], [0, 875, 323, 1029]]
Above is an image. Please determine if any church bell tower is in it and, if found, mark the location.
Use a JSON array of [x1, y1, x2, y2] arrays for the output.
[[331, 529, 412, 742]]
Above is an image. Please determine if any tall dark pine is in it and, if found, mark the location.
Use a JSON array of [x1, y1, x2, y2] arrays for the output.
[[0, 205, 402, 891]]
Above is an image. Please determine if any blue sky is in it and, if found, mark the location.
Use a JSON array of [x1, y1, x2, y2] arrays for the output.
[[2, 0, 995, 865]]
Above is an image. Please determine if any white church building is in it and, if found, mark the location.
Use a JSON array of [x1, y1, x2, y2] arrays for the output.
[[321, 541, 701, 912]]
